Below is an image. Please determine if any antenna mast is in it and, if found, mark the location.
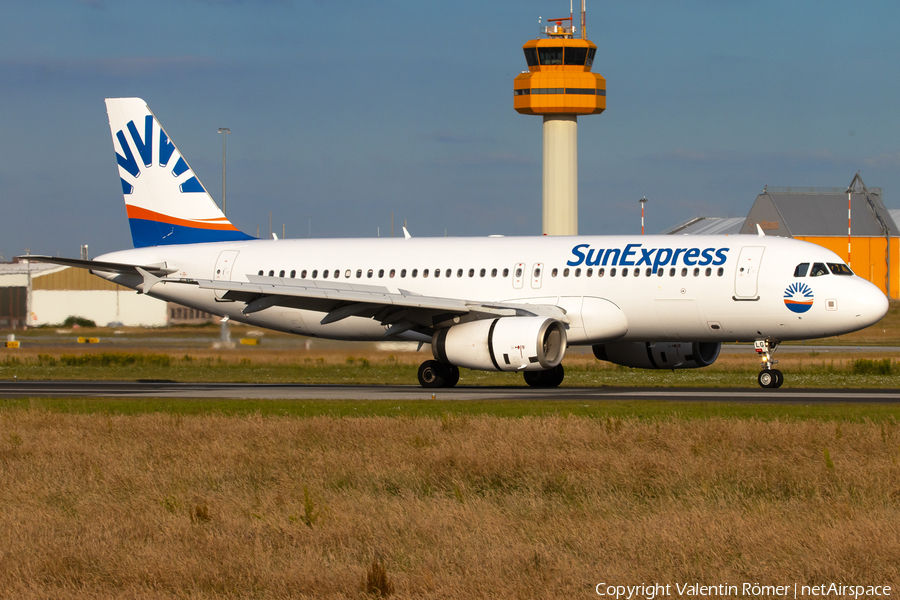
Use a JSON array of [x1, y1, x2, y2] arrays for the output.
[[581, 0, 586, 39]]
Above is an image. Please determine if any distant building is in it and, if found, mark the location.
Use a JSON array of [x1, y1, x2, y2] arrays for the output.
[[0, 259, 167, 328], [740, 174, 898, 298]]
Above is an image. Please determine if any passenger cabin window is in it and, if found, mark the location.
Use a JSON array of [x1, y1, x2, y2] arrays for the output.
[[794, 263, 810, 277], [411, 269, 418, 278], [378, 269, 384, 278], [469, 268, 475, 277], [586, 268, 593, 277], [538, 47, 563, 65], [610, 268, 617, 277], [279, 270, 285, 277], [598, 268, 605, 277], [457, 269, 464, 278], [563, 268, 570, 277], [345, 269, 351, 278], [810, 263, 829, 277], [480, 268, 486, 277], [564, 47, 588, 65], [669, 268, 675, 277], [400, 269, 406, 278], [300, 270, 307, 278], [367, 269, 374, 278], [311, 270, 318, 278], [552, 268, 558, 277], [575, 268, 581, 277], [389, 269, 396, 278], [290, 270, 296, 278], [268, 270, 274, 277], [356, 269, 362, 278], [434, 268, 440, 278], [621, 268, 629, 276], [828, 263, 853, 276], [323, 270, 329, 278], [523, 47, 539, 67], [491, 268, 498, 277], [503, 268, 509, 277], [422, 269, 428, 278], [446, 269, 452, 277], [258, 270, 263, 276], [334, 270, 340, 278]]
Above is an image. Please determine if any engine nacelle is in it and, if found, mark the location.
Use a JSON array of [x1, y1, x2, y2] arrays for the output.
[[593, 341, 721, 369], [433, 317, 567, 372]]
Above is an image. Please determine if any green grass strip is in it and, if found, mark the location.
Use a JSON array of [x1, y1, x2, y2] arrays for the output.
[[3, 397, 899, 422]]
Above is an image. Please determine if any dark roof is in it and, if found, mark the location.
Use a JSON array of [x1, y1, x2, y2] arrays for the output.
[[662, 216, 746, 236], [739, 176, 899, 237]]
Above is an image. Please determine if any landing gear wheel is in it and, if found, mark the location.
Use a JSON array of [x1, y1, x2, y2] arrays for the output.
[[758, 369, 778, 389], [418, 360, 446, 388], [771, 369, 784, 388], [417, 361, 459, 388], [444, 365, 460, 388], [523, 364, 565, 388]]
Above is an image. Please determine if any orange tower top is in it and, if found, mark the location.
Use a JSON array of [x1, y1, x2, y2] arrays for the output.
[[513, 17, 606, 116]]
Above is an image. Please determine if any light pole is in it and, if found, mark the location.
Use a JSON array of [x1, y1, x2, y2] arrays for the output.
[[218, 127, 230, 215], [639, 196, 648, 235]]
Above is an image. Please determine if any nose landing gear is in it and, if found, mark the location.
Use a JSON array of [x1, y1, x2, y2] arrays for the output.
[[755, 339, 783, 388]]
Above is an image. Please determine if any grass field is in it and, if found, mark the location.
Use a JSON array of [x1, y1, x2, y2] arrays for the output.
[[1, 411, 899, 599], [0, 306, 898, 598]]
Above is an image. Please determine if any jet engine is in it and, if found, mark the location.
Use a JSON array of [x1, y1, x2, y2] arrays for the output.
[[432, 317, 567, 372], [592, 341, 721, 369]]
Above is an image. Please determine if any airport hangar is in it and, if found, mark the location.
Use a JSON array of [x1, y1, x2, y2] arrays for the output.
[[664, 174, 899, 299]]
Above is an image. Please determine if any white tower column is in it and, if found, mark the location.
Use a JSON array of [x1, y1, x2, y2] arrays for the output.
[[542, 114, 578, 235]]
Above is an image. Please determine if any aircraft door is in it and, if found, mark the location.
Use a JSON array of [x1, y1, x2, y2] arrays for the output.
[[213, 250, 240, 300], [513, 263, 525, 289], [531, 263, 544, 289], [734, 246, 764, 299]]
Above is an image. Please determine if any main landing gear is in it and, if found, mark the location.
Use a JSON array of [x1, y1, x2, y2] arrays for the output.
[[417, 360, 460, 388], [416, 361, 566, 388], [523, 364, 565, 388], [755, 339, 783, 389]]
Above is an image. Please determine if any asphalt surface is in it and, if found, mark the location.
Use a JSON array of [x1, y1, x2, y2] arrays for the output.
[[1, 380, 899, 403]]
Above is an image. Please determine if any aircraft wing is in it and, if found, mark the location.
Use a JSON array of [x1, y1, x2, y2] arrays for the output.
[[16, 255, 177, 276], [181, 274, 568, 336]]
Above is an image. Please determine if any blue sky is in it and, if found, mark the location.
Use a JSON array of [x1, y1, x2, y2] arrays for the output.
[[1, 0, 899, 257]]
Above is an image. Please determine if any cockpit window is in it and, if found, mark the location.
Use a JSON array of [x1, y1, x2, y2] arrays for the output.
[[810, 263, 829, 277], [827, 263, 853, 276], [793, 263, 809, 277]]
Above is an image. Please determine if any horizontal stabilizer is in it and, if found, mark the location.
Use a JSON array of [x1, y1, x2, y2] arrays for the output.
[[17, 255, 177, 277]]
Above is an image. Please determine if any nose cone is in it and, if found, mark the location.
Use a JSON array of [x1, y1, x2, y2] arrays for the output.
[[853, 278, 889, 329]]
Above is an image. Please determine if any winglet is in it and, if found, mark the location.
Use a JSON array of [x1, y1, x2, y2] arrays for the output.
[[402, 227, 412, 239], [756, 224, 765, 237]]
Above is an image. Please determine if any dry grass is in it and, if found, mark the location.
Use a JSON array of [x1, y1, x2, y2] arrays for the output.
[[1, 411, 899, 598]]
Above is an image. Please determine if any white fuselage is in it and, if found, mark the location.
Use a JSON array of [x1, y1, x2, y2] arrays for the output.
[[95, 234, 888, 345]]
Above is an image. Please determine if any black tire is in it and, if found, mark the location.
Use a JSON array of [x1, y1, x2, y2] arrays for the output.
[[771, 369, 784, 389], [418, 360, 446, 388], [547, 364, 565, 387], [524, 370, 545, 387], [758, 369, 776, 389], [443, 364, 460, 388], [523, 364, 565, 388]]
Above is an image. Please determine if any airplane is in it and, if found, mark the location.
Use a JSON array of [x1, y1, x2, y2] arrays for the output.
[[23, 98, 889, 389]]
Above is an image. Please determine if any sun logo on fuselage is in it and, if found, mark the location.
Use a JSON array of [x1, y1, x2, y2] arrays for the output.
[[784, 282, 814, 313]]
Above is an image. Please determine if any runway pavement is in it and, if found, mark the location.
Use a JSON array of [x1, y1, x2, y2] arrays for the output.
[[1, 380, 899, 403]]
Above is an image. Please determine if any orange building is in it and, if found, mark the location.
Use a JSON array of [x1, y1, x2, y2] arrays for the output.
[[740, 174, 899, 298]]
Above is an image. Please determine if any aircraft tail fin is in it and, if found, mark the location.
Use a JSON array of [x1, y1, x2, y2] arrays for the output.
[[105, 98, 254, 248]]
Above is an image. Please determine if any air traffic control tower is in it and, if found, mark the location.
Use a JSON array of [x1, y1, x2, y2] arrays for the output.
[[514, 4, 605, 235]]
